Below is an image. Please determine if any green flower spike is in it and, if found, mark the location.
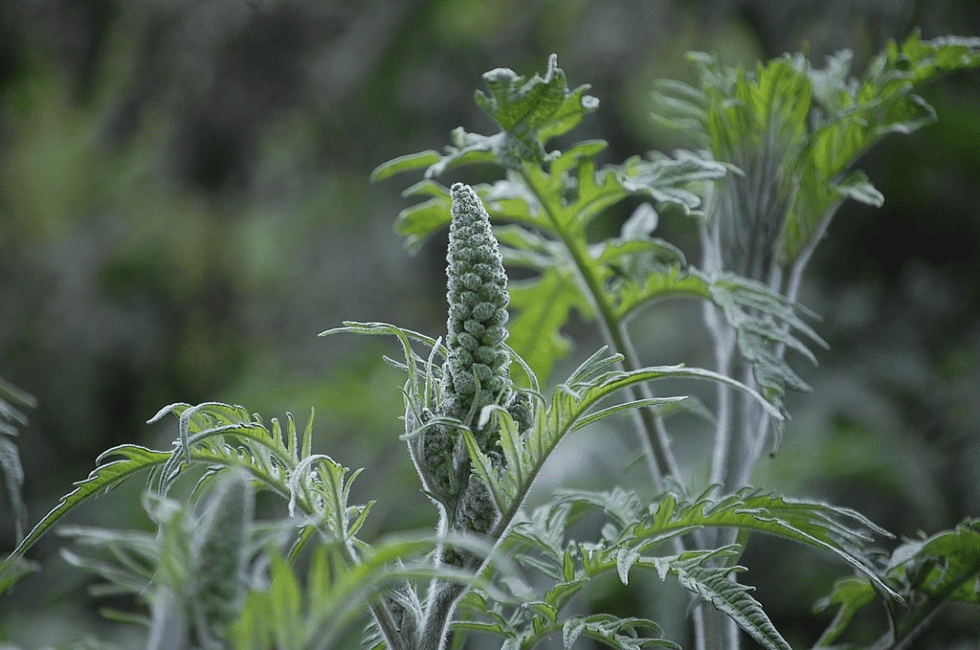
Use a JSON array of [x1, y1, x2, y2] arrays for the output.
[[411, 184, 512, 507], [443, 183, 511, 444]]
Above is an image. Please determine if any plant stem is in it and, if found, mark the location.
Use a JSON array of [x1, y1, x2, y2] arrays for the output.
[[420, 581, 464, 650], [516, 166, 682, 494]]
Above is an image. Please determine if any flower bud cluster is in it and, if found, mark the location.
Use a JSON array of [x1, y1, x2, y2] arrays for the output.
[[442, 183, 511, 444], [409, 184, 536, 564]]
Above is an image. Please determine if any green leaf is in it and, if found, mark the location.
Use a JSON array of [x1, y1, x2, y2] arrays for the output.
[[620, 150, 729, 214], [670, 548, 791, 650], [570, 396, 688, 433], [812, 576, 877, 647], [508, 267, 593, 386], [372, 56, 598, 185], [832, 170, 884, 206], [908, 519, 980, 604], [270, 553, 305, 650], [562, 614, 678, 650], [556, 487, 896, 600], [476, 349, 780, 543], [647, 490, 897, 598], [616, 547, 640, 585], [228, 589, 274, 650], [611, 266, 712, 320], [370, 151, 443, 182], [0, 444, 171, 585], [778, 32, 980, 263], [874, 518, 980, 647], [475, 54, 598, 167], [0, 555, 37, 597], [392, 182, 452, 253]]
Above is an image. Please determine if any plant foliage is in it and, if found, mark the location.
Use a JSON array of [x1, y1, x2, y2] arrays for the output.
[[3, 34, 980, 650]]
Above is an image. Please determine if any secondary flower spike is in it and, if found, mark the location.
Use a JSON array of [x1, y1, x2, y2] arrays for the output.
[[443, 183, 511, 437]]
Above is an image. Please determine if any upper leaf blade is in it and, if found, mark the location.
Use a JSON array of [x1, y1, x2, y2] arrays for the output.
[[0, 444, 171, 585]]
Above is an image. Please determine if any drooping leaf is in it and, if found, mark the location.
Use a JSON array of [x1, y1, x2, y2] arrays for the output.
[[554, 487, 897, 599], [0, 444, 171, 584]]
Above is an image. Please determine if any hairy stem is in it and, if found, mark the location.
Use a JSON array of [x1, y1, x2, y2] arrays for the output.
[[517, 166, 681, 494], [420, 582, 465, 650]]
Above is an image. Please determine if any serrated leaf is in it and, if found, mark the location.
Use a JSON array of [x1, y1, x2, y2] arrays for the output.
[[475, 54, 598, 167], [590, 237, 687, 269], [0, 444, 171, 585], [544, 577, 589, 611], [565, 614, 678, 650], [612, 265, 713, 320], [893, 519, 980, 604], [670, 548, 791, 650], [563, 618, 587, 649], [620, 150, 729, 213], [641, 489, 897, 598], [778, 32, 980, 263], [555, 487, 645, 533]]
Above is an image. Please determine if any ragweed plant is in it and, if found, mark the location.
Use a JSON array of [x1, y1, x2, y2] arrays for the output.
[[2, 33, 980, 650]]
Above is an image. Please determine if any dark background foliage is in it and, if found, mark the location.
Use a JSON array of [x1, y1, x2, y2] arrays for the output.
[[1, 0, 978, 646]]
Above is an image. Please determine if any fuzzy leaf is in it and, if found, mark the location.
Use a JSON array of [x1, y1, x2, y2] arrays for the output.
[[0, 444, 171, 584], [670, 548, 791, 650], [475, 53, 598, 167], [620, 150, 729, 213], [778, 32, 980, 263], [643, 489, 897, 598], [372, 56, 597, 184], [562, 614, 677, 650]]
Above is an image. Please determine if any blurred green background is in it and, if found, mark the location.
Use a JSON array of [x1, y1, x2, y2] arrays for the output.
[[1, 0, 979, 647]]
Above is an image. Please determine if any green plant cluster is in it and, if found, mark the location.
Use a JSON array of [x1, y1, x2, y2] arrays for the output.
[[2, 33, 980, 650]]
